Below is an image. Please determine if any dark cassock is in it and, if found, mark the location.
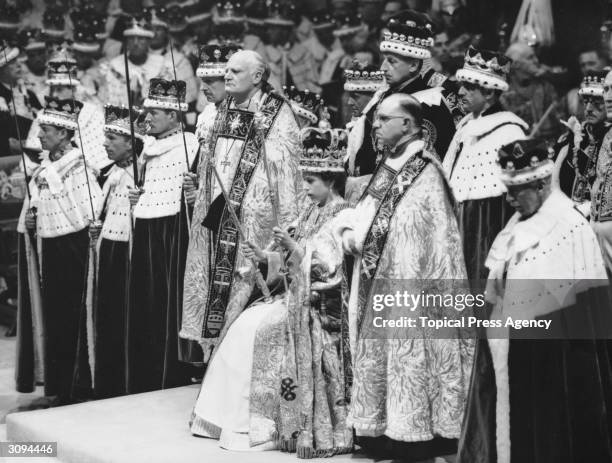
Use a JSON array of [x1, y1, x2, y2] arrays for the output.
[[90, 105, 145, 399], [458, 139, 612, 463], [345, 11, 461, 177], [0, 46, 41, 156], [17, 97, 103, 404], [126, 78, 199, 394], [554, 71, 608, 216], [335, 133, 475, 461], [442, 47, 528, 281], [181, 74, 302, 364]]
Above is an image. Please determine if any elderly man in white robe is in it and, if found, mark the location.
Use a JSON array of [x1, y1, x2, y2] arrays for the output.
[[458, 139, 612, 463], [180, 50, 302, 362], [335, 93, 474, 462]]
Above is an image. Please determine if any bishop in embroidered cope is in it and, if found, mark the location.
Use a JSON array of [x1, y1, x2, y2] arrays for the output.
[[334, 94, 474, 461], [181, 50, 302, 362]]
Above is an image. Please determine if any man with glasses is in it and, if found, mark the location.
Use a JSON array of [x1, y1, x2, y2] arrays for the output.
[[442, 46, 528, 281], [555, 70, 608, 216], [345, 10, 460, 177], [335, 93, 473, 462]]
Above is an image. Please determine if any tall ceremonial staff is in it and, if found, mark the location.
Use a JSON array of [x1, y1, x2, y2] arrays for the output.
[[2, 43, 32, 204], [122, 37, 140, 187], [168, 37, 193, 229], [63, 48, 99, 381], [253, 112, 290, 296], [62, 49, 97, 226], [3, 42, 45, 380], [168, 38, 190, 170]]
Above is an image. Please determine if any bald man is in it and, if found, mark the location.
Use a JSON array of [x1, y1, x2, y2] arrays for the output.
[[335, 93, 474, 462], [181, 50, 303, 371]]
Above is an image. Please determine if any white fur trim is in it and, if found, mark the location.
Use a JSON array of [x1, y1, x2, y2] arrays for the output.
[[579, 87, 604, 98], [187, 12, 212, 24], [0, 22, 19, 30], [214, 16, 246, 24], [0, 47, 19, 67], [333, 24, 366, 37], [380, 40, 431, 59], [456, 68, 509, 92], [443, 111, 528, 201], [344, 82, 382, 92], [42, 29, 66, 38], [100, 166, 135, 241], [169, 24, 187, 34], [85, 247, 96, 389], [196, 66, 225, 78], [45, 77, 80, 86], [71, 42, 101, 54], [263, 18, 294, 27], [24, 42, 46, 52], [500, 161, 553, 186], [312, 22, 334, 30], [38, 112, 78, 131], [133, 132, 199, 219], [123, 28, 155, 38], [143, 98, 188, 112], [290, 102, 317, 124], [104, 124, 145, 140], [299, 165, 344, 173], [488, 337, 510, 463]]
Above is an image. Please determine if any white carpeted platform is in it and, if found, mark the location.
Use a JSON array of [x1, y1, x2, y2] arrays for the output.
[[4, 385, 362, 463]]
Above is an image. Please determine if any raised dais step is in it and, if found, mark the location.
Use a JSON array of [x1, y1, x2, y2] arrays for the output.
[[5, 385, 359, 463]]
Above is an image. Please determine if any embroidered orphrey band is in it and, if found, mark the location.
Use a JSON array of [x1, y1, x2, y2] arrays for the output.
[[357, 153, 429, 331], [202, 93, 284, 338]]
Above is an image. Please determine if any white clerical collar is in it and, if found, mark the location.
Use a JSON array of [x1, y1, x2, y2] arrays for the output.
[[385, 139, 425, 171]]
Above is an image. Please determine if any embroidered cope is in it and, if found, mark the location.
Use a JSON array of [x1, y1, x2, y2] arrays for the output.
[[334, 139, 475, 442]]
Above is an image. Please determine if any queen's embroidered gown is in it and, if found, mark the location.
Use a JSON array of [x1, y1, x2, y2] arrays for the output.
[[190, 197, 353, 457]]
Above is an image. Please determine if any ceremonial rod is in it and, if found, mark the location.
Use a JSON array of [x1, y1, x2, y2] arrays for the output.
[[168, 38, 191, 172], [122, 39, 140, 186], [2, 42, 32, 202], [210, 162, 272, 302], [255, 116, 290, 295], [64, 49, 97, 223], [530, 101, 558, 138]]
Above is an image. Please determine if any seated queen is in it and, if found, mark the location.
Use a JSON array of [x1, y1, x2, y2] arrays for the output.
[[189, 101, 353, 458]]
